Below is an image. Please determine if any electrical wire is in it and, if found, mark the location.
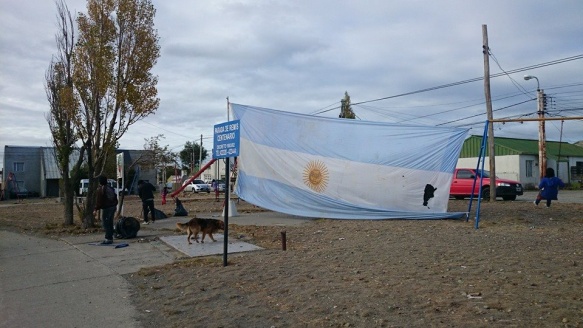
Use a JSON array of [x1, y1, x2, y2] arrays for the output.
[[488, 50, 532, 97], [312, 53, 583, 115]]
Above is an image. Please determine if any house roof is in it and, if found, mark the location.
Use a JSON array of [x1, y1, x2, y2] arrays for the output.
[[460, 135, 583, 159], [42, 148, 81, 179]]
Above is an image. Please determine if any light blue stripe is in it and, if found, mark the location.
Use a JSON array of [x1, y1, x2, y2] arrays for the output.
[[235, 171, 465, 220], [232, 103, 468, 173]]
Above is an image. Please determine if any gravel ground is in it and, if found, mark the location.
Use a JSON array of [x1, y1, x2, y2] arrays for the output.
[[1, 192, 582, 327]]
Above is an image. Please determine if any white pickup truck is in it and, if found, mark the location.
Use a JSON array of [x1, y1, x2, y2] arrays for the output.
[[79, 178, 126, 196]]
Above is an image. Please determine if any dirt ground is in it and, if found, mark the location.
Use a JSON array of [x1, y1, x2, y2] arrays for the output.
[[1, 193, 582, 327]]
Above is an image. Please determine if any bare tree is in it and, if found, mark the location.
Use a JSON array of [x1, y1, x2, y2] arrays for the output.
[[45, 0, 86, 226], [72, 0, 161, 228], [115, 135, 174, 218]]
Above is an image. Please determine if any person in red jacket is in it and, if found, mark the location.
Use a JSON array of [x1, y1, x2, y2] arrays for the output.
[[161, 186, 168, 205], [93, 176, 118, 244]]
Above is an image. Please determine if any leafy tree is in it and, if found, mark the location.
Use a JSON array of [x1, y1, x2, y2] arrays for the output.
[[45, 0, 86, 226], [72, 0, 161, 228], [179, 141, 208, 172], [339, 91, 356, 119]]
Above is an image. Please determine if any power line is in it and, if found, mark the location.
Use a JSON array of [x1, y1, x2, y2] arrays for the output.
[[488, 50, 532, 97], [436, 99, 533, 126], [312, 53, 583, 115]]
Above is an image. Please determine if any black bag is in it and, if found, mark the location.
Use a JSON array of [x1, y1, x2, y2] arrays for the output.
[[174, 198, 188, 216], [154, 208, 168, 220], [115, 216, 140, 239]]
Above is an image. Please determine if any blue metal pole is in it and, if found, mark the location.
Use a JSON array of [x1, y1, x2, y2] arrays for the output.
[[474, 121, 489, 229], [466, 121, 488, 228]]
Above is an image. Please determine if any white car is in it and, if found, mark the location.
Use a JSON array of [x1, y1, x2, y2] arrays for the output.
[[182, 179, 211, 193], [212, 182, 226, 192]]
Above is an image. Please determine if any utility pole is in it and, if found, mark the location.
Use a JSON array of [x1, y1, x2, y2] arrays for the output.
[[537, 89, 547, 178], [199, 134, 203, 172], [524, 75, 546, 179], [191, 143, 194, 174], [482, 24, 496, 201]]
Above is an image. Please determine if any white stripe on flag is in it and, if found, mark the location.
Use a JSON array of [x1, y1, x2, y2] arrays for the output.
[[239, 138, 453, 212]]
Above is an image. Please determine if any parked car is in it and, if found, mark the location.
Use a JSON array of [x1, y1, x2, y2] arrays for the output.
[[212, 182, 226, 192], [449, 168, 523, 201], [182, 179, 211, 193]]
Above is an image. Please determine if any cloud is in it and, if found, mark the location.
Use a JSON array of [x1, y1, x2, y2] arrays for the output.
[[1, 0, 582, 169]]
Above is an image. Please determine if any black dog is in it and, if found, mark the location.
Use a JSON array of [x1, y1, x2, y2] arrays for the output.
[[423, 184, 437, 207]]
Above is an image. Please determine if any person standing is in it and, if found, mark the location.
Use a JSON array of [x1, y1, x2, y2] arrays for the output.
[[211, 179, 219, 202], [138, 180, 157, 224], [93, 176, 118, 244], [161, 186, 168, 205], [534, 167, 565, 208]]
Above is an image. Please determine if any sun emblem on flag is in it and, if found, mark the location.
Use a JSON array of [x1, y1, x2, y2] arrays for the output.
[[303, 160, 329, 193]]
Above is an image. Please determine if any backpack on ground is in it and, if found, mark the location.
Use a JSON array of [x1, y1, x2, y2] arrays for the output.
[[115, 216, 140, 239], [174, 198, 188, 216], [154, 209, 168, 220]]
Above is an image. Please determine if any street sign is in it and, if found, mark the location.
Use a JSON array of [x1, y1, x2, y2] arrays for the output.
[[116, 153, 124, 180], [213, 120, 240, 159]]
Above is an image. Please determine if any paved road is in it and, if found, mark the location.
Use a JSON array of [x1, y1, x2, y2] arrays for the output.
[[0, 230, 177, 328]]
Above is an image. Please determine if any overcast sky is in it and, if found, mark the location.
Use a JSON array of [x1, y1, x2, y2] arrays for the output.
[[1, 0, 582, 170]]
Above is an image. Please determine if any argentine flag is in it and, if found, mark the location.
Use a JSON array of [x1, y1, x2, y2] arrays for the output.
[[232, 104, 468, 219]]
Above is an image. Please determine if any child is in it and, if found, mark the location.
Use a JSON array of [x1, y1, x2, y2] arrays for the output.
[[161, 186, 168, 205], [534, 167, 565, 208], [211, 179, 219, 201]]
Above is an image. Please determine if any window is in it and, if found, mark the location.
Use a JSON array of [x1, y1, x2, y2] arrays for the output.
[[13, 162, 24, 172], [525, 160, 533, 177], [456, 170, 474, 179]]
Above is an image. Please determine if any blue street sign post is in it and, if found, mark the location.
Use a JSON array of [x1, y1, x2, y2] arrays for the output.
[[213, 120, 240, 159], [213, 120, 240, 266]]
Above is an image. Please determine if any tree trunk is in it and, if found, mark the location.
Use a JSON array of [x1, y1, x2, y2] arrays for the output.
[[61, 176, 75, 226], [82, 181, 97, 229]]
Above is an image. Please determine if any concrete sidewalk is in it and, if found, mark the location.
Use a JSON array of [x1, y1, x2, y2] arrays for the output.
[[0, 211, 314, 328], [0, 231, 144, 328]]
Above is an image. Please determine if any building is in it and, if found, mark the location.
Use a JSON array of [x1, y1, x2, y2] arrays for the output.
[[456, 136, 583, 188], [2, 146, 157, 199], [116, 149, 158, 194]]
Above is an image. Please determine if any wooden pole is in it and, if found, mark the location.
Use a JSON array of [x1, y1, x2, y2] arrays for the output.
[[199, 134, 203, 173], [537, 89, 547, 179], [482, 25, 496, 201]]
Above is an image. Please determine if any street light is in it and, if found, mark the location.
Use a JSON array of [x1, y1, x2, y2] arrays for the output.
[[523, 75, 540, 90], [524, 74, 546, 179]]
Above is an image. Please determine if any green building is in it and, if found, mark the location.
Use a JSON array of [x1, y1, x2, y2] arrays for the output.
[[456, 136, 583, 188]]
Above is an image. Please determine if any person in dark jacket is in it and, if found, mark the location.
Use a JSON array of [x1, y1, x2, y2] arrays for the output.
[[94, 176, 118, 244], [138, 180, 156, 224], [534, 167, 565, 208]]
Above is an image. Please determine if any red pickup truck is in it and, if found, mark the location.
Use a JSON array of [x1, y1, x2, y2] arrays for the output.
[[449, 168, 523, 201]]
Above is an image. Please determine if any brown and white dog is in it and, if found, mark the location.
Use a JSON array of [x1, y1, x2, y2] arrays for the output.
[[176, 216, 225, 244]]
